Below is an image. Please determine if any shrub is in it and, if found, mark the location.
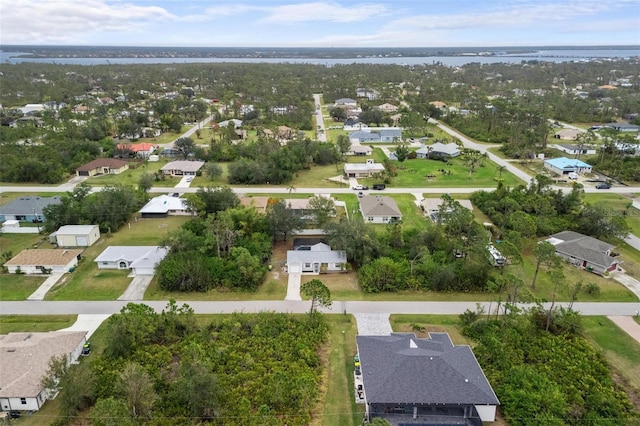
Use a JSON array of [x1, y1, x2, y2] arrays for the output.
[[583, 282, 600, 296]]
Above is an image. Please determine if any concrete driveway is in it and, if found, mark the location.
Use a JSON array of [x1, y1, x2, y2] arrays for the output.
[[118, 275, 154, 301], [354, 313, 393, 335], [27, 273, 65, 300], [608, 316, 640, 344], [285, 273, 302, 301], [59, 314, 112, 338], [612, 272, 640, 300]]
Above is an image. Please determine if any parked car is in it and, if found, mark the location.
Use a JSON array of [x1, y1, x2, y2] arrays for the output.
[[186, 176, 194, 182], [595, 182, 611, 189], [372, 183, 386, 190], [357, 192, 364, 198], [352, 184, 368, 190]]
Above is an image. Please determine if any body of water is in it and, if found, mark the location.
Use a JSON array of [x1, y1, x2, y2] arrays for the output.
[[1, 48, 638, 67]]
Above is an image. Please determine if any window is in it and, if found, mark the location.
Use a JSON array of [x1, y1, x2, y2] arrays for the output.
[[382, 217, 389, 222], [367, 217, 373, 221], [304, 263, 311, 268], [21, 398, 27, 404]]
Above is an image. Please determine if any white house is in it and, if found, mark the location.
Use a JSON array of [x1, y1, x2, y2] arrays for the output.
[[286, 241, 347, 274], [161, 160, 205, 176], [0, 331, 87, 413], [139, 195, 190, 218], [344, 159, 385, 178], [348, 145, 373, 156], [420, 198, 473, 221], [555, 144, 597, 156], [3, 249, 83, 274], [360, 195, 403, 224], [50, 225, 100, 247], [94, 246, 168, 275], [544, 157, 593, 175], [429, 142, 461, 159]]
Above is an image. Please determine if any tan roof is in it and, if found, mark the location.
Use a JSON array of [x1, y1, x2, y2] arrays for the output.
[[429, 101, 447, 107], [239, 196, 270, 213], [0, 331, 86, 398], [282, 198, 311, 210], [4, 249, 83, 267], [360, 195, 402, 217], [77, 158, 128, 172]]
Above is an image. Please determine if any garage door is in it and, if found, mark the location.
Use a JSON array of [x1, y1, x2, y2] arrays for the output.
[[76, 236, 88, 246], [288, 263, 301, 274]]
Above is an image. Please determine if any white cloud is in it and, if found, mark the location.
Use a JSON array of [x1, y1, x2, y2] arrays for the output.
[[0, 0, 175, 43], [261, 1, 389, 24]]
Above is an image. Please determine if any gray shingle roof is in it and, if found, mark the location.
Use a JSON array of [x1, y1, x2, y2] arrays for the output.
[[360, 195, 402, 217], [357, 333, 499, 406], [0, 196, 61, 216], [547, 231, 618, 268], [287, 243, 346, 264]]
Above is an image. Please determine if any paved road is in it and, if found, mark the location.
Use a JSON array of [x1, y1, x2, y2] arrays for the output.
[[2, 300, 639, 316], [313, 94, 327, 142]]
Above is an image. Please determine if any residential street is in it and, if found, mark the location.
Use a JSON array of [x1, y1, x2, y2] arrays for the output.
[[2, 300, 640, 316]]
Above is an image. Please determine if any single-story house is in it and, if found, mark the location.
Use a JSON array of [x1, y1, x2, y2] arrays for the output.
[[429, 101, 447, 109], [603, 122, 640, 133], [139, 195, 189, 218], [360, 195, 402, 224], [94, 246, 168, 275], [239, 196, 270, 214], [218, 119, 243, 128], [545, 231, 622, 276], [280, 197, 336, 221], [343, 119, 368, 131], [0, 196, 61, 222], [286, 241, 347, 274], [544, 157, 593, 175], [349, 128, 402, 143], [348, 145, 373, 156], [161, 160, 205, 176], [374, 103, 399, 113], [76, 158, 129, 177], [50, 225, 100, 247], [356, 333, 499, 424], [344, 159, 385, 178], [334, 98, 357, 107], [278, 125, 295, 139], [115, 142, 158, 158], [0, 331, 87, 413], [3, 249, 83, 274], [554, 129, 582, 140], [420, 198, 473, 222], [556, 144, 597, 156], [428, 142, 461, 159]]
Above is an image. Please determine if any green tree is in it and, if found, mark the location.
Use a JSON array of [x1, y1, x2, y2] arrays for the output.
[[308, 195, 336, 227], [358, 257, 408, 293], [117, 362, 158, 418], [336, 134, 351, 159], [301, 279, 332, 313], [174, 137, 195, 159], [204, 162, 223, 180], [138, 172, 154, 193], [531, 241, 557, 289], [394, 140, 411, 163], [266, 200, 305, 241], [89, 397, 134, 426]]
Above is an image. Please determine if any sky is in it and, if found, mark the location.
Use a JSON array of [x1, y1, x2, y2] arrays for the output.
[[1, 0, 639, 47]]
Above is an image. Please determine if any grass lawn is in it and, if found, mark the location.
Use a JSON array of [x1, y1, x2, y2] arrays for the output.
[[0, 274, 46, 300], [584, 193, 640, 236], [360, 156, 521, 188], [0, 233, 47, 256], [46, 216, 191, 301], [581, 316, 640, 391], [389, 314, 471, 345], [0, 314, 77, 333], [85, 159, 170, 187], [318, 315, 363, 426]]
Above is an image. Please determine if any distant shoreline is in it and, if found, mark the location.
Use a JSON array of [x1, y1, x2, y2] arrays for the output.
[[1, 45, 639, 60]]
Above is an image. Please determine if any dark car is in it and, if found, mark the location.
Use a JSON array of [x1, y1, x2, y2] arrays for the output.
[[372, 183, 386, 190], [595, 182, 611, 189]]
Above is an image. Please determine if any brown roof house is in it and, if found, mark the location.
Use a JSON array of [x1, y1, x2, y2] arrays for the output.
[[0, 331, 87, 412], [239, 196, 270, 214], [360, 195, 402, 224], [76, 158, 129, 177], [3, 249, 83, 274]]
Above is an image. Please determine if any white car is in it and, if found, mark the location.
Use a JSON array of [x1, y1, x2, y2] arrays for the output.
[[186, 176, 194, 182], [352, 184, 368, 190]]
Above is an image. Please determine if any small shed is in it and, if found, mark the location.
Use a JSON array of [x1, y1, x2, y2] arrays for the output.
[[148, 154, 160, 162], [51, 225, 100, 247]]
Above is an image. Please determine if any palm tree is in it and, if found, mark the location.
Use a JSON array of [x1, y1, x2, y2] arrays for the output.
[[496, 165, 507, 181]]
